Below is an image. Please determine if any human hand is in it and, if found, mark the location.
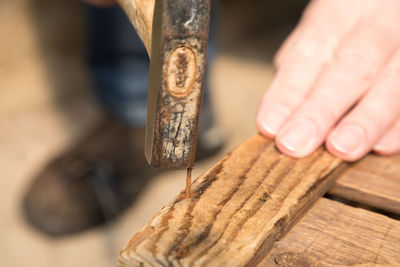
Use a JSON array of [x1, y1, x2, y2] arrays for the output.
[[256, 0, 400, 161], [83, 0, 116, 7]]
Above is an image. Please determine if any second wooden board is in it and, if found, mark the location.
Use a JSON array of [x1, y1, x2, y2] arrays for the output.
[[331, 154, 400, 214], [259, 198, 400, 266]]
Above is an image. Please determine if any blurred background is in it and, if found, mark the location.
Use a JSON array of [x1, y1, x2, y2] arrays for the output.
[[0, 0, 307, 266]]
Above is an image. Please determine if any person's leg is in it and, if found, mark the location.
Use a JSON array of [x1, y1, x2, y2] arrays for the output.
[[86, 4, 148, 126], [22, 5, 154, 235], [195, 2, 226, 159]]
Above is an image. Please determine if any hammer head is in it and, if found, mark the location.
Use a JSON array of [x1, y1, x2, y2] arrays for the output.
[[145, 0, 210, 169]]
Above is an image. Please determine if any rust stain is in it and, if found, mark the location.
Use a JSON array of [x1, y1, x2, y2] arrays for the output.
[[150, 205, 177, 255]]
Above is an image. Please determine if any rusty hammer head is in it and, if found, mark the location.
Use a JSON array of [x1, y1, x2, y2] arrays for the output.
[[145, 0, 211, 169], [117, 0, 211, 169]]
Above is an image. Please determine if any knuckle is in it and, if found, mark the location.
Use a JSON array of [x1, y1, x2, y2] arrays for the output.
[[364, 101, 394, 121], [336, 44, 380, 77], [268, 78, 308, 108], [306, 100, 340, 123], [275, 86, 307, 108], [294, 35, 335, 61]]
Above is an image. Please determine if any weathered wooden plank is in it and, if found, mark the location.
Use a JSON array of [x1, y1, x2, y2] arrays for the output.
[[259, 198, 400, 266], [118, 134, 346, 267], [331, 154, 400, 215]]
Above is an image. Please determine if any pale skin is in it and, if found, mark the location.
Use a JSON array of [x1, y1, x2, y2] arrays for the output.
[[257, 0, 400, 161], [87, 0, 400, 162]]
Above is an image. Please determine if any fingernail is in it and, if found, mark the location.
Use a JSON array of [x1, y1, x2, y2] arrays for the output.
[[278, 118, 317, 153], [330, 124, 366, 155], [258, 104, 291, 135]]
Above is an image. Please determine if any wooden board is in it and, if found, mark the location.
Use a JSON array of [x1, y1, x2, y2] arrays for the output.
[[118, 134, 347, 266], [259, 197, 400, 266], [331, 154, 400, 215]]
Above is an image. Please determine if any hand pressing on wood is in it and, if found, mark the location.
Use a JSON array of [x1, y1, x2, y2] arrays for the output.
[[83, 0, 116, 7], [257, 0, 400, 161]]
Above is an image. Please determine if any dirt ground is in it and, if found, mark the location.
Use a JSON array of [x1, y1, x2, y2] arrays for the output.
[[0, 0, 302, 266]]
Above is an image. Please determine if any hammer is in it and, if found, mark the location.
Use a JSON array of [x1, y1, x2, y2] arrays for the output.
[[116, 0, 210, 176]]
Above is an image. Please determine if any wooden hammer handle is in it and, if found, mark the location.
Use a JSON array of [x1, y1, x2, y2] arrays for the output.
[[116, 0, 155, 54]]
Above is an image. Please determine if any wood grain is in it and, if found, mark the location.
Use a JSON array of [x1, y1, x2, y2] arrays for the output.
[[331, 154, 400, 215], [259, 197, 400, 266], [118, 134, 347, 266]]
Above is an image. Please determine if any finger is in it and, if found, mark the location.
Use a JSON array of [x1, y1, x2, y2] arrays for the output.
[[276, 20, 399, 158], [257, 0, 359, 137], [373, 120, 400, 155], [275, 0, 363, 67], [257, 26, 341, 137], [326, 47, 400, 161], [274, 0, 314, 67], [257, 30, 332, 138], [274, 22, 304, 68]]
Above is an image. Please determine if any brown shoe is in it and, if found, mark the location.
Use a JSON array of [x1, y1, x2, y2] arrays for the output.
[[22, 117, 157, 236]]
